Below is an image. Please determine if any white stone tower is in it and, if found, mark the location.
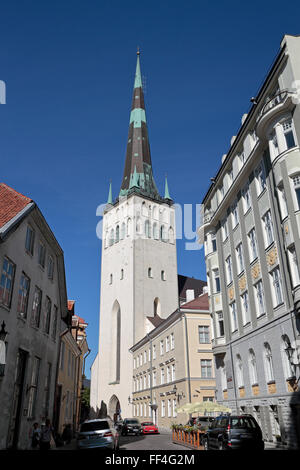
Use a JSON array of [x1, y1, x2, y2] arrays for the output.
[[91, 52, 179, 420]]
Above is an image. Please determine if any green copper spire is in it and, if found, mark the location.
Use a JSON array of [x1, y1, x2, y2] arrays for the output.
[[164, 176, 171, 200], [134, 50, 143, 89], [119, 51, 161, 201], [107, 181, 112, 204]]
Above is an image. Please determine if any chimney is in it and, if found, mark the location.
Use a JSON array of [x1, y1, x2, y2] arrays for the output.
[[186, 289, 195, 302]]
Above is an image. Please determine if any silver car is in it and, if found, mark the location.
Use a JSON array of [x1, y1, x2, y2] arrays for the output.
[[77, 419, 120, 450]]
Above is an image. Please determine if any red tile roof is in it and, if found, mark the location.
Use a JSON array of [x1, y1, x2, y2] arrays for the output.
[[181, 293, 209, 311], [0, 183, 32, 229], [67, 300, 75, 313]]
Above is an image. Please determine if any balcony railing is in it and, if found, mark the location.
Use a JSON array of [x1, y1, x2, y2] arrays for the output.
[[256, 91, 289, 122]]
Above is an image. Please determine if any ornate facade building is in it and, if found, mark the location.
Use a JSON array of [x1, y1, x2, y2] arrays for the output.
[[198, 34, 300, 448]]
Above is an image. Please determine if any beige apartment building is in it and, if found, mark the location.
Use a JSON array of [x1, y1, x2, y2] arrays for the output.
[[129, 291, 216, 432]]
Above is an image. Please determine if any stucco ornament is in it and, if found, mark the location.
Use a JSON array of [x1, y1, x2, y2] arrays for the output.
[[251, 263, 260, 280], [267, 247, 278, 267]]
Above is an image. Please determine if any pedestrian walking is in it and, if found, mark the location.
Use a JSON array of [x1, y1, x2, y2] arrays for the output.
[[39, 419, 54, 450], [29, 422, 41, 449]]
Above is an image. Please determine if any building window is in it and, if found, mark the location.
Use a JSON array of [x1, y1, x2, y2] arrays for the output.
[[109, 273, 113, 285], [153, 222, 159, 240], [31, 286, 42, 328], [236, 354, 244, 388], [242, 183, 251, 213], [171, 364, 176, 381], [166, 336, 170, 352], [153, 371, 156, 386], [168, 399, 172, 418], [120, 268, 124, 280], [25, 225, 35, 255], [198, 325, 210, 344], [248, 228, 258, 262], [212, 235, 217, 252], [0, 257, 15, 308], [27, 357, 40, 418], [160, 225, 167, 242], [153, 344, 156, 360], [167, 366, 171, 383], [211, 268, 220, 293], [43, 296, 52, 334], [52, 305, 58, 341], [277, 184, 288, 219], [288, 246, 300, 287], [255, 163, 266, 195], [270, 266, 283, 307], [221, 218, 228, 241], [170, 333, 175, 350], [226, 255, 233, 285], [241, 291, 250, 325], [115, 225, 120, 243], [254, 280, 265, 317], [292, 174, 300, 210], [230, 301, 238, 332], [172, 399, 177, 418], [160, 340, 164, 356], [161, 270, 166, 281], [264, 343, 274, 383], [201, 359, 212, 378], [47, 255, 54, 280], [148, 267, 153, 278], [120, 222, 126, 240], [161, 400, 165, 417], [236, 243, 244, 273], [231, 201, 239, 228], [262, 210, 274, 247], [217, 312, 224, 337], [282, 118, 296, 150], [42, 362, 52, 417], [38, 242, 46, 268], [160, 368, 165, 384], [281, 335, 294, 379], [249, 349, 258, 385], [145, 220, 151, 238]]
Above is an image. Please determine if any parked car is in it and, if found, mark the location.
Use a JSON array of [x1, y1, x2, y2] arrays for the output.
[[121, 418, 142, 436], [76, 419, 120, 450], [141, 421, 159, 434], [203, 414, 264, 450]]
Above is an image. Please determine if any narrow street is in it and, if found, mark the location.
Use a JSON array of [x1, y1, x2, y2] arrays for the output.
[[119, 432, 189, 451]]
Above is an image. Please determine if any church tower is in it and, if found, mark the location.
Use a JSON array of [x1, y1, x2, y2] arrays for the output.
[[91, 52, 179, 420]]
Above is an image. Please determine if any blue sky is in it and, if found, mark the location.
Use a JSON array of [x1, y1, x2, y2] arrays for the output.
[[0, 0, 299, 378]]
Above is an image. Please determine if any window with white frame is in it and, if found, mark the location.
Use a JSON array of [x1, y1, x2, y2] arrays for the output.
[[136, 355, 139, 368], [171, 364, 176, 381], [281, 335, 294, 379], [270, 266, 283, 307], [161, 400, 165, 417], [249, 349, 258, 385], [230, 301, 238, 332], [254, 280, 265, 317], [161, 368, 165, 384], [236, 354, 244, 388], [170, 333, 175, 350], [240, 291, 251, 325], [222, 218, 229, 241], [213, 268, 221, 293], [277, 184, 288, 219], [262, 210, 274, 247], [236, 243, 244, 273], [144, 350, 147, 363], [216, 312, 224, 337], [199, 325, 210, 344], [242, 183, 251, 213], [282, 118, 296, 150], [231, 201, 239, 228], [167, 366, 171, 383], [172, 399, 177, 418], [160, 340, 164, 355], [201, 359, 212, 378], [255, 163, 266, 195], [153, 371, 156, 386], [153, 344, 156, 360], [144, 375, 147, 389], [168, 399, 172, 417], [226, 255, 233, 285], [248, 228, 258, 261], [211, 234, 217, 252], [264, 342, 274, 382], [288, 246, 300, 287], [292, 174, 300, 210], [166, 336, 170, 352]]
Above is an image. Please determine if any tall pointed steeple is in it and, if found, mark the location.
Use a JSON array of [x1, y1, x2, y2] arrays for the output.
[[119, 51, 161, 200]]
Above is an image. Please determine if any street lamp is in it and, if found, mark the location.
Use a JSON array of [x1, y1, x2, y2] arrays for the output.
[[0, 321, 8, 377], [171, 384, 184, 403]]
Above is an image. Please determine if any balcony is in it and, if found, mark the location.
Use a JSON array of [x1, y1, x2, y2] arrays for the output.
[[197, 210, 215, 244], [256, 90, 294, 139]]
